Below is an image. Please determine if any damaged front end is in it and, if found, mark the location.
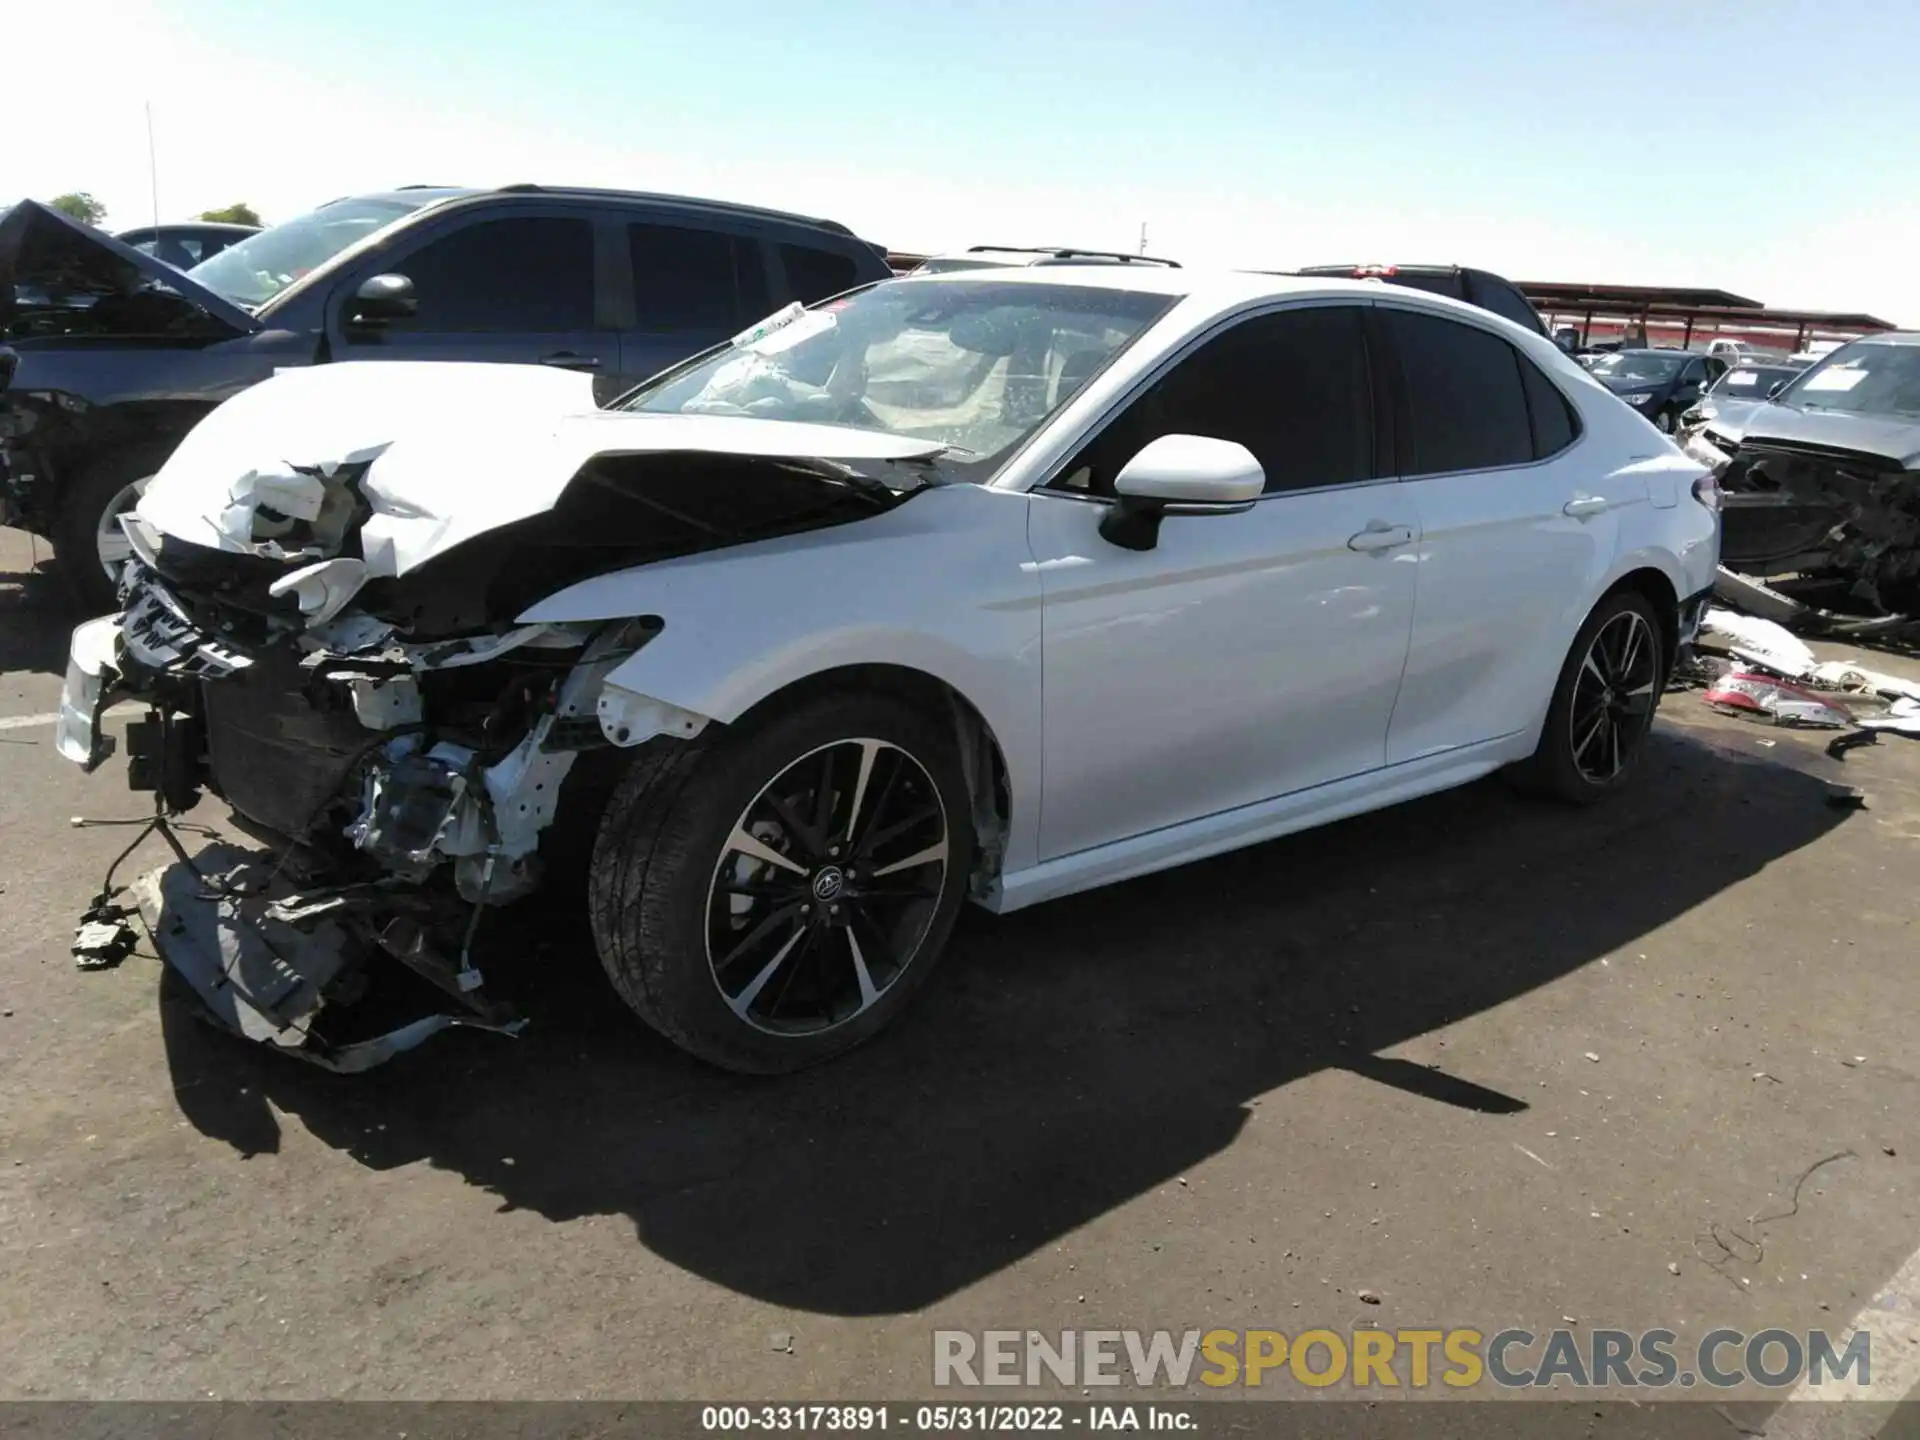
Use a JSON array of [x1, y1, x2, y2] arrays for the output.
[[59, 370, 935, 1070], [70, 557, 675, 1071], [1686, 425, 1920, 625]]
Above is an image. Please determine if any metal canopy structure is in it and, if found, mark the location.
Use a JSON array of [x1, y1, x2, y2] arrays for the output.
[[1518, 280, 1898, 351]]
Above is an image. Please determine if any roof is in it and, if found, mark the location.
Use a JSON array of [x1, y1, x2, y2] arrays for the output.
[[889, 266, 1560, 329], [327, 185, 862, 238], [489, 184, 857, 235], [1852, 331, 1920, 347]]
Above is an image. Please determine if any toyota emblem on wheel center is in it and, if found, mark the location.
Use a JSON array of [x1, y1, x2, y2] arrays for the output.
[[811, 867, 846, 902]]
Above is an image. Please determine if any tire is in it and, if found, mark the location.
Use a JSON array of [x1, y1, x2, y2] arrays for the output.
[[55, 448, 165, 615], [1513, 590, 1666, 804], [587, 690, 976, 1073]]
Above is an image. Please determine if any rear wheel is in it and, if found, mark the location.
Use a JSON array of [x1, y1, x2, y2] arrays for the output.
[[587, 691, 975, 1073], [1515, 591, 1665, 804]]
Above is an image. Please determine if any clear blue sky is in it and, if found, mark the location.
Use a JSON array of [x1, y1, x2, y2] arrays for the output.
[[20, 0, 1920, 321]]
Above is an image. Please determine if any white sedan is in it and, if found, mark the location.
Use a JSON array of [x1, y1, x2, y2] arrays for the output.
[[59, 267, 1719, 1073]]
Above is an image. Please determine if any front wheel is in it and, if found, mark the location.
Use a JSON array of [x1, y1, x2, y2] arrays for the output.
[[55, 449, 164, 615], [587, 691, 975, 1073], [1514, 591, 1666, 804]]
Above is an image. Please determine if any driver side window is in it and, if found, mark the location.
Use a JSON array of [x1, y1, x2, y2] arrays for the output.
[[1050, 306, 1373, 497]]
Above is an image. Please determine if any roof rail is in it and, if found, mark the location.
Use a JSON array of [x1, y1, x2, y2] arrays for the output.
[[395, 183, 462, 190], [965, 245, 1182, 268]]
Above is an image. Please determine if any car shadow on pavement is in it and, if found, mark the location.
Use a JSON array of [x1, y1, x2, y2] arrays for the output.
[[0, 533, 77, 676], [161, 722, 1855, 1316]]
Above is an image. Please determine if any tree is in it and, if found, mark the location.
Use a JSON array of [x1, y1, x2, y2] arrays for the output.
[[48, 192, 106, 227], [198, 203, 262, 227]]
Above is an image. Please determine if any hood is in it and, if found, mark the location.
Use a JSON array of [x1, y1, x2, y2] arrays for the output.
[[0, 199, 261, 342], [1596, 374, 1665, 397], [1727, 401, 1920, 468], [136, 359, 947, 581]]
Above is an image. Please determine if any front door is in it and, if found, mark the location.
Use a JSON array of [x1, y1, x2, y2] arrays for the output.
[[1030, 304, 1420, 861], [329, 208, 619, 375]]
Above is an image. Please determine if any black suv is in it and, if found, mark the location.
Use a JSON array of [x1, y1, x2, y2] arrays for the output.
[[0, 186, 890, 611], [1292, 264, 1547, 336]]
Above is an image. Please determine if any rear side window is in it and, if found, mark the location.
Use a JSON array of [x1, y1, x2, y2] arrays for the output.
[[1465, 274, 1545, 334], [780, 243, 861, 303], [1058, 305, 1373, 496], [1518, 356, 1579, 458], [629, 223, 769, 330], [1384, 309, 1534, 475], [390, 217, 595, 332], [1383, 272, 1467, 302]]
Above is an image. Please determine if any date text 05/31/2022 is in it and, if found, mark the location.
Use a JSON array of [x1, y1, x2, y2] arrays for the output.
[[701, 1405, 1195, 1432]]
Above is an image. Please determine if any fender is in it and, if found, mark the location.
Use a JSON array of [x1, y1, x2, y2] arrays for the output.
[[517, 482, 1049, 873]]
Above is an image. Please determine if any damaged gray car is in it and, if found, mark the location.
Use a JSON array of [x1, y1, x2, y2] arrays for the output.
[[1685, 331, 1920, 617]]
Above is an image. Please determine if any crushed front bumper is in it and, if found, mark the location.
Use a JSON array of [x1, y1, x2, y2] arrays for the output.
[[135, 844, 525, 1073]]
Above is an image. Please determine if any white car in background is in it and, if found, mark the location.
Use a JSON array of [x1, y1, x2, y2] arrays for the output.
[[59, 268, 1719, 1074]]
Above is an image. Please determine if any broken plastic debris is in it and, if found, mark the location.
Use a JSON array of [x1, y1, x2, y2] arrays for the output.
[[1858, 696, 1920, 736], [1700, 608, 1817, 679], [1704, 671, 1854, 728], [73, 902, 137, 970], [1808, 661, 1920, 703]]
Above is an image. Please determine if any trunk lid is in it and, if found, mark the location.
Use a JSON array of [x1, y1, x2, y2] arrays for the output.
[[0, 199, 262, 343]]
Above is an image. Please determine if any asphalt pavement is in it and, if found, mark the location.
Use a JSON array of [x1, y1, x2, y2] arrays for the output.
[[2, 524, 1917, 1432]]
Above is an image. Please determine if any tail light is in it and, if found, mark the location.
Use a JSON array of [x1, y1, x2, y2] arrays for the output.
[[1353, 264, 1398, 278], [1692, 472, 1722, 511]]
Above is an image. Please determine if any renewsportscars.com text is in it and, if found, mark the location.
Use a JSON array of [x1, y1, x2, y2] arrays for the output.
[[933, 1327, 1872, 1391]]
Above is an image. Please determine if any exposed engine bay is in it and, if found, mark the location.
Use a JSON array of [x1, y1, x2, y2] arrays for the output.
[[1687, 426, 1920, 624], [59, 386, 940, 1069]]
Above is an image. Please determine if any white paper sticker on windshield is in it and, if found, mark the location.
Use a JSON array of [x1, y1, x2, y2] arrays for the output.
[[1801, 367, 1868, 392], [753, 310, 839, 356], [1727, 371, 1759, 386]]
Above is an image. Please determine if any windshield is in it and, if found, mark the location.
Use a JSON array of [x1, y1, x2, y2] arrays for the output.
[[1710, 364, 1797, 396], [1781, 342, 1920, 418], [186, 195, 432, 308], [1590, 352, 1686, 383], [622, 279, 1179, 469]]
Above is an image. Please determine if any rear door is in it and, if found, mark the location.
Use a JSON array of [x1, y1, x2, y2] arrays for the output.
[[1379, 306, 1636, 763], [616, 216, 775, 386], [327, 204, 617, 374]]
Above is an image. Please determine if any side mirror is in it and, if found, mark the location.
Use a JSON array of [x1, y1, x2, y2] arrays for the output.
[[1098, 434, 1264, 552], [348, 273, 417, 327]]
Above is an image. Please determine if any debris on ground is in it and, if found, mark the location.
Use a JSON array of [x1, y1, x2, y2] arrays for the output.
[[1700, 608, 1817, 678], [72, 897, 138, 970], [1356, 1289, 1381, 1305], [1668, 1262, 1681, 1275], [1704, 671, 1855, 729]]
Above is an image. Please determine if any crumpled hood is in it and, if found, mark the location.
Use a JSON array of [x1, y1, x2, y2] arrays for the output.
[[1722, 401, 1920, 467], [136, 359, 948, 578]]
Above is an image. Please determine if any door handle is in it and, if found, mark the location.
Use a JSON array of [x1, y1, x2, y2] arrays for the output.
[[538, 351, 601, 370], [1563, 495, 1610, 519], [1346, 523, 1415, 553]]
